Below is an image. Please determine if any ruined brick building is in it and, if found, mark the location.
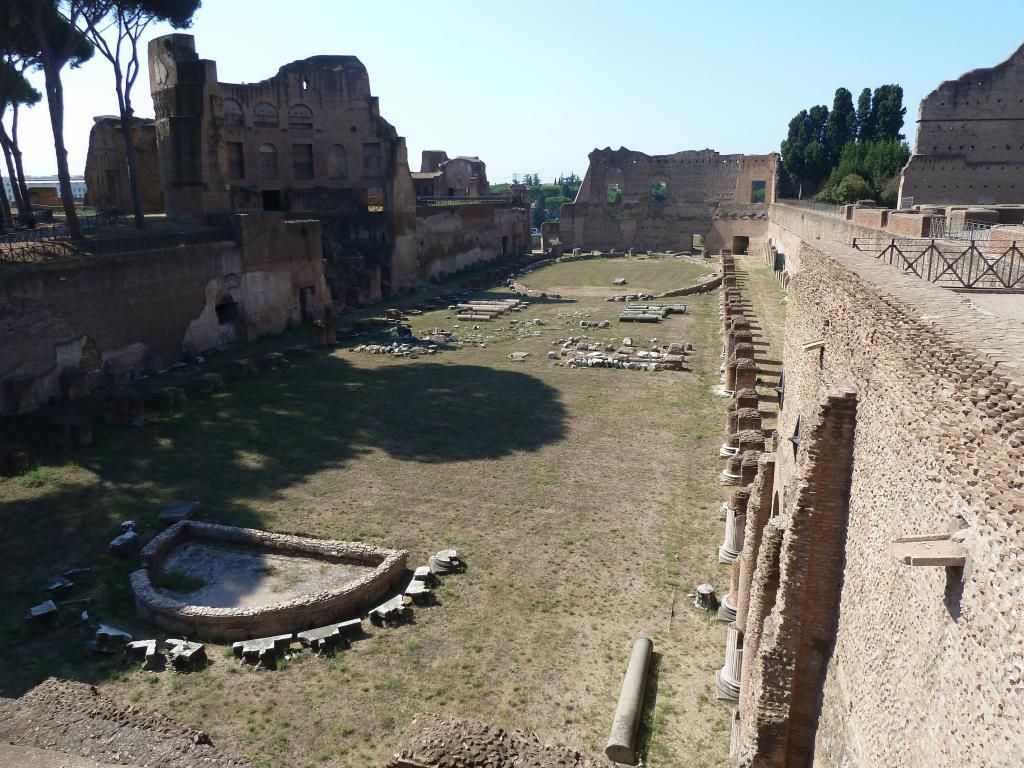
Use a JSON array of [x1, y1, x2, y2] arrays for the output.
[[82, 116, 164, 213], [147, 34, 528, 304], [899, 42, 1024, 206], [557, 148, 777, 253], [412, 151, 489, 198]]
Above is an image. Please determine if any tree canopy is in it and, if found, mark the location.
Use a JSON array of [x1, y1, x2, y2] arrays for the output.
[[781, 82, 908, 202]]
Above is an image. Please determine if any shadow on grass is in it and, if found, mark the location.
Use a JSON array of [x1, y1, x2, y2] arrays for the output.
[[634, 651, 663, 764], [0, 353, 567, 696]]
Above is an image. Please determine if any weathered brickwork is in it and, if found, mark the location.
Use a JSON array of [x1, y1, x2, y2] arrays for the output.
[[733, 232, 1024, 766], [83, 116, 164, 213], [558, 148, 777, 252], [899, 43, 1024, 207]]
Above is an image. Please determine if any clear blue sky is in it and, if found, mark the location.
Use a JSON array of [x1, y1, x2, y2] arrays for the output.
[[14, 0, 1024, 182]]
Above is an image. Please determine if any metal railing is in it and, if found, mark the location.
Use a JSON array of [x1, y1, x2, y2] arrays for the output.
[[928, 216, 996, 245], [775, 198, 846, 218], [851, 236, 1024, 290], [0, 226, 236, 264], [416, 194, 514, 207]]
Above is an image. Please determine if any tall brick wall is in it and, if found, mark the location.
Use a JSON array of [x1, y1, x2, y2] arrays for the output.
[[740, 234, 1024, 766], [899, 43, 1024, 206], [558, 148, 777, 251], [0, 216, 329, 415]]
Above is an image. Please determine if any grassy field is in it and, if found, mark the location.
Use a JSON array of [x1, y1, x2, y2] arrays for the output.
[[0, 254, 782, 768]]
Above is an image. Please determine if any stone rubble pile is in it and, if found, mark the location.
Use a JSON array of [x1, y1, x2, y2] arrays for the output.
[[0, 678, 253, 767], [619, 303, 687, 323], [454, 298, 526, 321], [388, 713, 606, 768], [606, 292, 654, 302], [555, 338, 693, 371]]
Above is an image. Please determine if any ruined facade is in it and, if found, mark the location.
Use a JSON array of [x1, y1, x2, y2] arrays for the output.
[[899, 42, 1024, 207], [411, 151, 490, 198], [148, 35, 526, 305], [0, 214, 330, 415], [720, 202, 1024, 767], [83, 116, 165, 213], [558, 148, 777, 252]]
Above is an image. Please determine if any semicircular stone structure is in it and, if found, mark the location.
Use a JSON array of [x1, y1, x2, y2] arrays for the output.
[[132, 521, 407, 641]]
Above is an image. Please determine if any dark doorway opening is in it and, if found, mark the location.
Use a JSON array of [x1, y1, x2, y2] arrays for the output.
[[299, 286, 316, 323], [732, 236, 750, 255], [262, 190, 284, 212], [501, 235, 508, 258], [216, 299, 239, 324]]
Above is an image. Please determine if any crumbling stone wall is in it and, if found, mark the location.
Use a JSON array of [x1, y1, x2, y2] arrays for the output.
[[558, 148, 777, 251], [83, 116, 164, 213], [410, 202, 529, 282], [732, 233, 1024, 766], [899, 43, 1024, 206], [0, 215, 329, 415]]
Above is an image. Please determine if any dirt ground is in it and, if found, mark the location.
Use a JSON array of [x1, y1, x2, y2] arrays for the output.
[[0, 253, 785, 768]]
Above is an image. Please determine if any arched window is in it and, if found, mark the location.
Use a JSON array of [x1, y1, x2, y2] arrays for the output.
[[288, 104, 313, 130], [651, 181, 667, 202], [258, 143, 278, 178], [223, 98, 243, 128], [253, 102, 278, 128], [328, 145, 348, 179]]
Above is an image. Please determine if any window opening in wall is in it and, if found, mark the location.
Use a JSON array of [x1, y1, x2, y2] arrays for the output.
[[818, 346, 825, 370], [293, 143, 314, 180], [301, 78, 308, 91], [261, 189, 284, 212], [607, 184, 622, 204], [216, 298, 240, 342], [501, 235, 508, 258], [223, 98, 244, 128], [258, 143, 279, 178], [288, 104, 313, 130], [651, 181, 667, 202], [227, 142, 245, 180], [253, 102, 278, 128], [366, 187, 385, 213], [751, 180, 767, 203], [328, 145, 348, 179]]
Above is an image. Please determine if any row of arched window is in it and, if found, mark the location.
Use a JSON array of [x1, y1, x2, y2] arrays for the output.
[[223, 99, 314, 130], [244, 143, 348, 180]]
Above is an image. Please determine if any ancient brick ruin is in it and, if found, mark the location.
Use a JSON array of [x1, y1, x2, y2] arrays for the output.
[[147, 34, 529, 303], [558, 148, 777, 254], [899, 42, 1024, 206], [83, 116, 164, 213]]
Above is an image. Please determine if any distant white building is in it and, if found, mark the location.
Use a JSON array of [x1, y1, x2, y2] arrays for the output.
[[2, 175, 87, 205]]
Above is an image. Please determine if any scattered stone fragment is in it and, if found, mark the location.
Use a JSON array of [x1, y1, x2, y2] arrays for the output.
[[166, 638, 207, 671], [429, 548, 465, 575], [509, 351, 529, 362], [612, 277, 627, 285], [404, 578, 434, 606], [158, 500, 200, 526], [369, 594, 411, 627], [297, 618, 362, 655], [233, 634, 294, 668], [26, 599, 57, 621], [45, 575, 74, 595], [126, 639, 162, 669], [109, 527, 141, 557], [413, 565, 438, 586], [91, 624, 133, 653], [693, 584, 718, 611]]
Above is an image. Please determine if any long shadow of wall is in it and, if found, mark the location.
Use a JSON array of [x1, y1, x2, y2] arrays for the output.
[[0, 354, 567, 696]]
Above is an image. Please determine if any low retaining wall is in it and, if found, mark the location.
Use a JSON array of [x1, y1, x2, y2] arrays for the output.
[[132, 521, 408, 641]]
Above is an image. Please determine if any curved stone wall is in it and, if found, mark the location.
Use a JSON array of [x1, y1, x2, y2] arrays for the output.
[[132, 521, 407, 641]]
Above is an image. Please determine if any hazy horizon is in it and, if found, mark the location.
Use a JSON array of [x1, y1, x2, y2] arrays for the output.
[[10, 0, 1024, 183]]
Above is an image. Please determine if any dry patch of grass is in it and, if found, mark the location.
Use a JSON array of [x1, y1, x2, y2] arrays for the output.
[[0, 255, 751, 767]]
